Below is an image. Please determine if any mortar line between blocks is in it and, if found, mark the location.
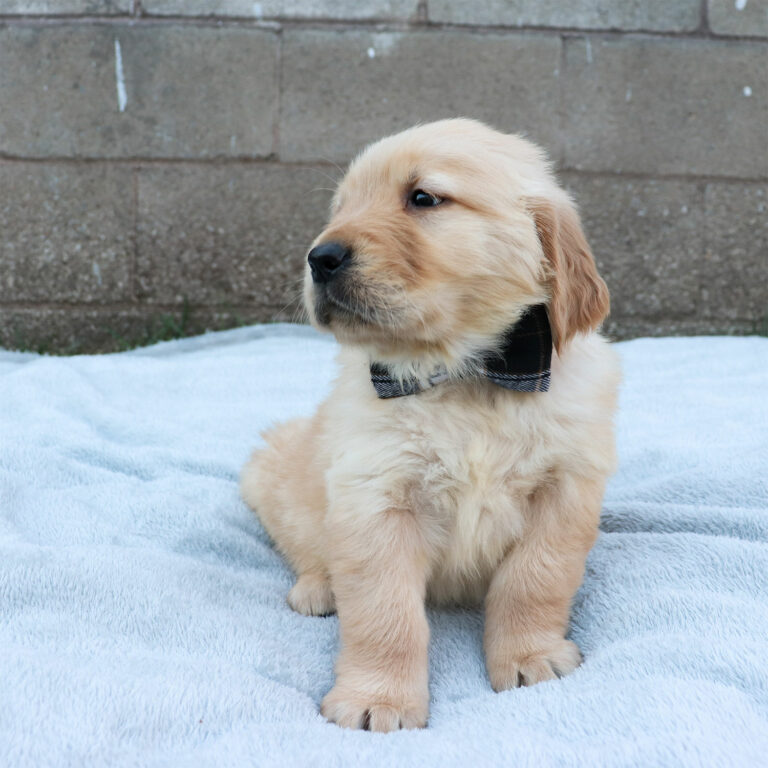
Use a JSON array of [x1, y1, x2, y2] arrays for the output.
[[131, 167, 139, 303], [272, 27, 283, 158], [0, 156, 764, 186], [0, 17, 766, 43]]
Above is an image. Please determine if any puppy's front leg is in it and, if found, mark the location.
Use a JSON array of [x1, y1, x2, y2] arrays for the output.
[[484, 475, 604, 691], [321, 505, 430, 732]]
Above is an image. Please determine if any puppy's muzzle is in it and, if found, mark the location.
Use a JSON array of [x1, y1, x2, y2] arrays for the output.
[[307, 241, 351, 284]]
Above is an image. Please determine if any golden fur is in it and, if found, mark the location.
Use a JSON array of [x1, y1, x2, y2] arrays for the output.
[[241, 119, 620, 732]]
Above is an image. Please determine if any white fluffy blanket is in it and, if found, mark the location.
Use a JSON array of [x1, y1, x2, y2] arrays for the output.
[[1, 326, 766, 766]]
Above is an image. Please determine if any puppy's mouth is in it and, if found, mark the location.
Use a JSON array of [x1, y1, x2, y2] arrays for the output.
[[312, 282, 383, 329]]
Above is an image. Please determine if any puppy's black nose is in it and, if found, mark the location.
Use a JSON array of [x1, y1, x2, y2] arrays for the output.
[[307, 242, 351, 283]]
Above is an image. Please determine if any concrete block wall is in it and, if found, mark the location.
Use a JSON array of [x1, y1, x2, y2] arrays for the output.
[[0, 0, 766, 352]]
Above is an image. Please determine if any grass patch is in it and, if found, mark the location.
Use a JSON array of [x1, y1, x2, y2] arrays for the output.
[[4, 300, 259, 355], [106, 299, 194, 352], [105, 300, 255, 353], [10, 326, 55, 355]]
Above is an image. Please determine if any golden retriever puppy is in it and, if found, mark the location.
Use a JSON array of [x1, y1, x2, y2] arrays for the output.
[[241, 118, 620, 733]]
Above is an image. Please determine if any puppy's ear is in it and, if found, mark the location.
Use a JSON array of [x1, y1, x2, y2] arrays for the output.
[[528, 196, 609, 352]]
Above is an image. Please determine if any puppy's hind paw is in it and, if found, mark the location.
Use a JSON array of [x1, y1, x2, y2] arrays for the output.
[[287, 572, 336, 616]]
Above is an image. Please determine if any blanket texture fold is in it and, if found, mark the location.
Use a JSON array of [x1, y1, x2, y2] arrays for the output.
[[1, 326, 766, 767]]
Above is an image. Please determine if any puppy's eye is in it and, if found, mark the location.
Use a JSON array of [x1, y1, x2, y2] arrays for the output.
[[409, 189, 442, 208]]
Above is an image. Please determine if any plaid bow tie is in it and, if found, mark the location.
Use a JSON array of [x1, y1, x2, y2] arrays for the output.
[[370, 303, 553, 399]]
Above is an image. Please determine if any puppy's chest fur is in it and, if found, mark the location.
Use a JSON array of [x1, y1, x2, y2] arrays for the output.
[[328, 369, 567, 606], [324, 337, 618, 606], [399, 389, 557, 604]]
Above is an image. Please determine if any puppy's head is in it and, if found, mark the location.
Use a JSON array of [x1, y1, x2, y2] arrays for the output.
[[304, 119, 608, 370]]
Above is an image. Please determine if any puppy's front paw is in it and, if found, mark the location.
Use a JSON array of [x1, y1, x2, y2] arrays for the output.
[[487, 638, 582, 692], [321, 684, 428, 732], [287, 573, 336, 616]]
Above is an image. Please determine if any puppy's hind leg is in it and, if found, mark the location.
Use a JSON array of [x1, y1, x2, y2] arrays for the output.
[[240, 415, 335, 616], [287, 571, 335, 617]]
